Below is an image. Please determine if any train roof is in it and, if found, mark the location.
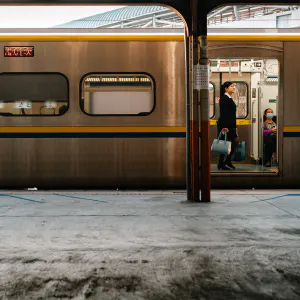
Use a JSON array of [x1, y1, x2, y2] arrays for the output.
[[0, 28, 299, 41]]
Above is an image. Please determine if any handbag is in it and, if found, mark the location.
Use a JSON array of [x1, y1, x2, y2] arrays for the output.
[[211, 132, 232, 155], [232, 141, 246, 161]]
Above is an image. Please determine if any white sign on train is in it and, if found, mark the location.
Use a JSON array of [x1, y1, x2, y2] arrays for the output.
[[15, 101, 32, 109], [0, 102, 4, 109], [45, 101, 57, 108]]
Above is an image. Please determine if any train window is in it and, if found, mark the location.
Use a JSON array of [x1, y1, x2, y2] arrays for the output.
[[80, 74, 155, 116], [209, 82, 215, 118], [232, 82, 248, 118], [0, 73, 69, 116], [209, 60, 249, 119]]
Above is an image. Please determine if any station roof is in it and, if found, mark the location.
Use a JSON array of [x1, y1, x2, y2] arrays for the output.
[[53, 6, 170, 28], [53, 5, 299, 29]]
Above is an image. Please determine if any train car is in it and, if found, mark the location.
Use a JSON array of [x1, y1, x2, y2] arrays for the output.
[[0, 28, 298, 189]]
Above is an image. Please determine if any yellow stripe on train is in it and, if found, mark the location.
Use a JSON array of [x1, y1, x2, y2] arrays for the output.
[[0, 35, 300, 42], [0, 121, 251, 134], [0, 35, 184, 42], [210, 120, 251, 125], [0, 126, 187, 133], [283, 126, 300, 132]]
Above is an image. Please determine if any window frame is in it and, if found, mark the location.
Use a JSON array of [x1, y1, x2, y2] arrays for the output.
[[231, 80, 249, 119], [0, 72, 69, 117], [79, 72, 156, 117], [209, 81, 216, 119]]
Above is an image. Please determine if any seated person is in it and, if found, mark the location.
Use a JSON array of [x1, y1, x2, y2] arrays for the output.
[[263, 108, 277, 167]]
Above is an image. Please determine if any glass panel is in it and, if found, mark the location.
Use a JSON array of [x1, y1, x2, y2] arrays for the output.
[[209, 82, 215, 118], [231, 82, 248, 118], [81, 74, 155, 116], [0, 73, 69, 116], [259, 81, 278, 170]]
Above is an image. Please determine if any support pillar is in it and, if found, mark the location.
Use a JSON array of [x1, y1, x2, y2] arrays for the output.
[[190, 33, 200, 202], [187, 0, 200, 202], [185, 0, 211, 202], [199, 35, 211, 202], [184, 29, 191, 201]]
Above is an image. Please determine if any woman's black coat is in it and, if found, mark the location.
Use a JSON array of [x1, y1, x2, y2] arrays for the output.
[[217, 94, 237, 130]]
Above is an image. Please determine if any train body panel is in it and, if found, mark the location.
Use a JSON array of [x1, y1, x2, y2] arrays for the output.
[[0, 37, 186, 188], [283, 42, 300, 126], [0, 29, 299, 188]]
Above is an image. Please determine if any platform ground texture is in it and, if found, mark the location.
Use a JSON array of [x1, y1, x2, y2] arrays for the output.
[[0, 190, 299, 300]]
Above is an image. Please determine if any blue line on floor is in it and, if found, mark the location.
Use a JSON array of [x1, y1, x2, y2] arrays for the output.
[[263, 195, 288, 201], [53, 193, 108, 203], [252, 194, 300, 203], [0, 194, 43, 203], [265, 194, 300, 201]]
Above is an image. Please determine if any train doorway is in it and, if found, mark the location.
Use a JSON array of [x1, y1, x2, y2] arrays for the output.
[[209, 58, 279, 174]]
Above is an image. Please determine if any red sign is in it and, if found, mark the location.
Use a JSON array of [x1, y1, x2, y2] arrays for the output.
[[4, 46, 34, 57], [219, 61, 239, 67]]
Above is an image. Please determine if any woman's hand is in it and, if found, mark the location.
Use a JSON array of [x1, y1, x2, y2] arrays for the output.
[[222, 128, 229, 133], [271, 127, 277, 134]]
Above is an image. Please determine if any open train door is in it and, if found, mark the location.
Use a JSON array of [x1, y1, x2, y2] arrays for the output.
[[209, 58, 279, 174]]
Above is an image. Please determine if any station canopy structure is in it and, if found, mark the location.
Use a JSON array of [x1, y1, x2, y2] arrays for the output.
[[54, 5, 300, 29]]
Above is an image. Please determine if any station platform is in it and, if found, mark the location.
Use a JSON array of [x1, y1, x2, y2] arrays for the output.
[[0, 189, 299, 299]]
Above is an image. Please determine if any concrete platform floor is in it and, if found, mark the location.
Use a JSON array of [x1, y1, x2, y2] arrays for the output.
[[0, 189, 299, 300]]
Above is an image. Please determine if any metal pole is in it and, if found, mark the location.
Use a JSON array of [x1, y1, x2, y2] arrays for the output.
[[184, 29, 191, 201], [190, 0, 200, 202], [233, 6, 240, 21], [199, 35, 211, 202]]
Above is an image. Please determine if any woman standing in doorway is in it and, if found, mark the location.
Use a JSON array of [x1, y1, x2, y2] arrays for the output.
[[217, 81, 240, 170]]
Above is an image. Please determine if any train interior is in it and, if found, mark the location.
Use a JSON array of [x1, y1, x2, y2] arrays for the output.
[[209, 58, 279, 173]]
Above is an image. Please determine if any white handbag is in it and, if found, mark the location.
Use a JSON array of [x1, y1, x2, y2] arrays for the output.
[[211, 132, 232, 155]]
